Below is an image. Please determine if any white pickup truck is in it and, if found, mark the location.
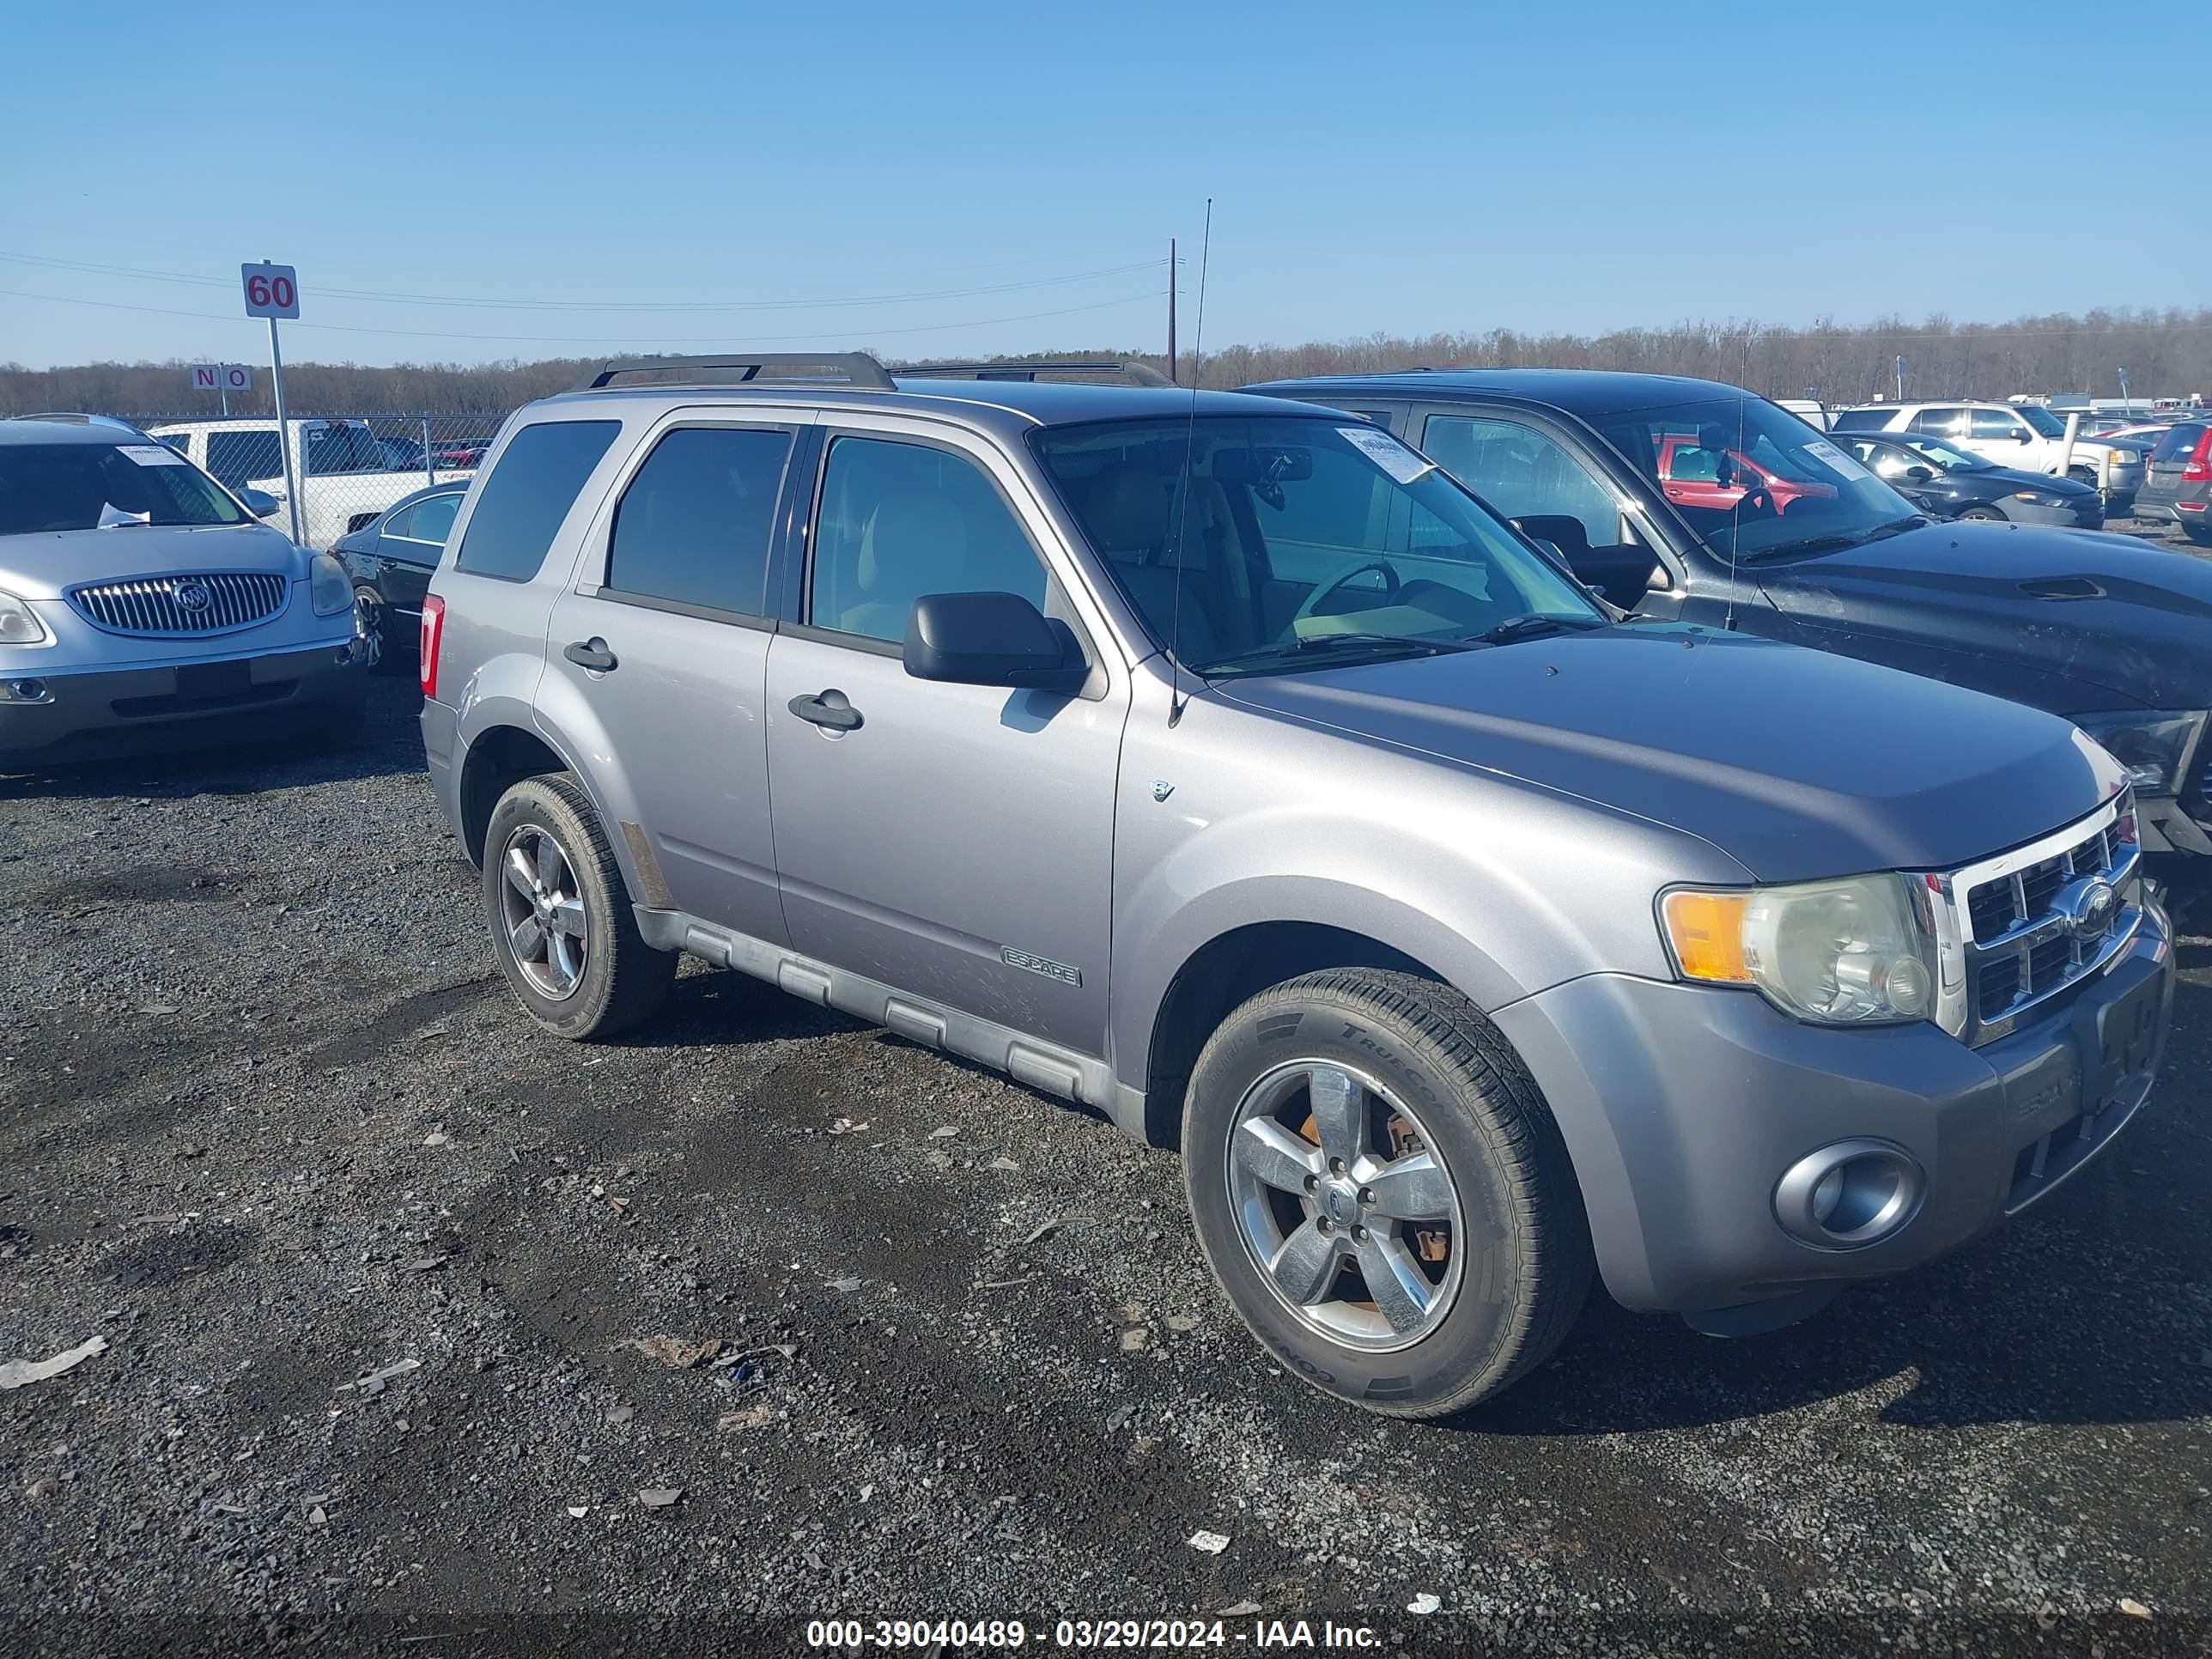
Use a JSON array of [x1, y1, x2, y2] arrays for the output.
[[147, 418, 474, 550]]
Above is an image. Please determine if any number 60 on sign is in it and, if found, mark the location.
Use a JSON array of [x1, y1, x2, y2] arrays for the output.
[[240, 263, 300, 319]]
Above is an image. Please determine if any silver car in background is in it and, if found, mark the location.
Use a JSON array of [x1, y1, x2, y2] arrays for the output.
[[0, 416, 368, 770]]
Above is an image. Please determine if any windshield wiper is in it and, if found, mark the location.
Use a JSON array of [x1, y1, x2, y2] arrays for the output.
[[1473, 613, 1603, 646], [1746, 515, 1926, 560], [1195, 632, 1480, 673]]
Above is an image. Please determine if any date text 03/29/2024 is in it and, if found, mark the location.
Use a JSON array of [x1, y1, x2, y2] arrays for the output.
[[805, 1618, 1388, 1650]]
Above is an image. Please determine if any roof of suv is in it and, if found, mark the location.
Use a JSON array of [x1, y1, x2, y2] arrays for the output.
[[0, 417, 142, 447], [1242, 368, 1772, 417], [528, 378, 1337, 441]]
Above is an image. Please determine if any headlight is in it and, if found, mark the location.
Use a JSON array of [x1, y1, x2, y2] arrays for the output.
[[1661, 873, 1937, 1026], [0, 588, 52, 646], [309, 553, 351, 617], [2010, 490, 2063, 505], [2073, 710, 2207, 798]]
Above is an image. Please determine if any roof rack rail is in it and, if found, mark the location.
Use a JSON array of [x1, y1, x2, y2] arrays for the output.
[[586, 353, 895, 391], [896, 360, 1173, 388]]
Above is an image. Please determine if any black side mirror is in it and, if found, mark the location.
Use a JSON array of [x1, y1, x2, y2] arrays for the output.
[[904, 591, 1087, 693], [1904, 465, 1936, 483]]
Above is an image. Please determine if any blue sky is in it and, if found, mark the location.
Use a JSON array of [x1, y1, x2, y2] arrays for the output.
[[2, 1, 2198, 369]]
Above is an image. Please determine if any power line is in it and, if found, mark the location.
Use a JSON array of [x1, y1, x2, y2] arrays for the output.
[[0, 249, 1170, 313], [0, 284, 1167, 346]]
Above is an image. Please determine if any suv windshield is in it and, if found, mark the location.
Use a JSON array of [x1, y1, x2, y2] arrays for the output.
[[1591, 397, 1920, 561], [1032, 416, 1602, 674], [2020, 405, 2068, 438], [0, 441, 250, 535]]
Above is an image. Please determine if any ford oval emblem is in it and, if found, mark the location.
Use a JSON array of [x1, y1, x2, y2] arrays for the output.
[[172, 580, 213, 612], [2057, 876, 2118, 945]]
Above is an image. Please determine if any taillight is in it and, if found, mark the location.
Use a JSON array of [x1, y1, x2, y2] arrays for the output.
[[2182, 429, 2212, 483], [419, 593, 446, 700]]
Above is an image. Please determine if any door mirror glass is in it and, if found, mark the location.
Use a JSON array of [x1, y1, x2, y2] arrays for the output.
[[236, 487, 279, 518], [903, 590, 1086, 692]]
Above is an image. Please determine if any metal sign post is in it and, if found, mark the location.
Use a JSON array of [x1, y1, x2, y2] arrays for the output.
[[241, 262, 304, 544]]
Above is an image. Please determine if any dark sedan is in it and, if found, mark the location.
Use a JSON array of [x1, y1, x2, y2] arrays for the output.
[[330, 481, 465, 669], [1834, 432, 2104, 528]]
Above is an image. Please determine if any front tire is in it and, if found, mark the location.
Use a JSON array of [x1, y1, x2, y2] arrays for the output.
[[1182, 969, 1593, 1418], [483, 773, 674, 1040]]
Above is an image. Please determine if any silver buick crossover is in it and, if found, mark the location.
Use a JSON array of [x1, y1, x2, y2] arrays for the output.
[[0, 415, 368, 769]]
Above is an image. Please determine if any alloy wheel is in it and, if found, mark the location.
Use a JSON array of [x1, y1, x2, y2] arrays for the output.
[[1224, 1060, 1464, 1352], [498, 823, 589, 1000]]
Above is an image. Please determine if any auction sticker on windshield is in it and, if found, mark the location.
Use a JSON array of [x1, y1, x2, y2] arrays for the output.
[[1338, 425, 1434, 485], [115, 444, 189, 467], [1802, 439, 1873, 483]]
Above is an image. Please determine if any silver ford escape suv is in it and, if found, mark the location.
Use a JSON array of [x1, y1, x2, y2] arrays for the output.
[[418, 355, 2174, 1418]]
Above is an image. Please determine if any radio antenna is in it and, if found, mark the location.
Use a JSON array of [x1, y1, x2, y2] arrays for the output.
[[1167, 198, 1212, 728]]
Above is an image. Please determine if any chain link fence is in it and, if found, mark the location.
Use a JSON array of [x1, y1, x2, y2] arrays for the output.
[[118, 412, 507, 548]]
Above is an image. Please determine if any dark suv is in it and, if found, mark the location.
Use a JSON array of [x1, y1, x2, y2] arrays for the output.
[[1246, 371, 2212, 870]]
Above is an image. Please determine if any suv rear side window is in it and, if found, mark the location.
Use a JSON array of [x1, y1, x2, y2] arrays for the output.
[[605, 427, 792, 617], [1827, 409, 1887, 432], [1910, 408, 1965, 437], [808, 436, 1048, 644], [453, 421, 620, 583]]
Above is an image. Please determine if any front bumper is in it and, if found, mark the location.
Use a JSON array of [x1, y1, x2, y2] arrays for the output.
[[1492, 898, 2174, 1317], [0, 635, 368, 767], [2003, 496, 2104, 530]]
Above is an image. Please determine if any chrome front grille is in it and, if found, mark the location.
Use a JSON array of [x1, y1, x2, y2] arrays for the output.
[[1942, 797, 2140, 1044], [69, 572, 289, 635]]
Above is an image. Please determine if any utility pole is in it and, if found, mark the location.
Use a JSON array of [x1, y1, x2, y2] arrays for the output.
[[1166, 238, 1178, 385]]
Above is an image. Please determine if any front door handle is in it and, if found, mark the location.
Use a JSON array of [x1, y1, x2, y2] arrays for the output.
[[788, 688, 862, 732], [564, 637, 617, 673]]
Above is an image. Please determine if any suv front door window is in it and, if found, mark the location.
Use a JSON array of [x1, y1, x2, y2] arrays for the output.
[[767, 427, 1121, 1054], [1969, 408, 2033, 450]]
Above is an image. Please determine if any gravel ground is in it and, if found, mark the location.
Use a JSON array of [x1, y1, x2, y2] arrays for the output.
[[3, 526, 2209, 1657]]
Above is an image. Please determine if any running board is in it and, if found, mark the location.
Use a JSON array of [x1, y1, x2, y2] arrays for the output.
[[634, 907, 1121, 1118]]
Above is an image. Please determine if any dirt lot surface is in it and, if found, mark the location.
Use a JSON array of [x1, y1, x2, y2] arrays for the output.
[[3, 532, 2209, 1657]]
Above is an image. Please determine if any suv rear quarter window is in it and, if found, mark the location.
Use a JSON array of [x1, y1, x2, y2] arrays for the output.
[[605, 426, 793, 617], [453, 420, 621, 583], [1828, 409, 1888, 433]]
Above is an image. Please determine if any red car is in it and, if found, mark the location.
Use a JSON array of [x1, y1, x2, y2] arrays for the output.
[[1656, 432, 1837, 513]]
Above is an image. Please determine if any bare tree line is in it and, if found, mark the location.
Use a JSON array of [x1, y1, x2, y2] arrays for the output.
[[4, 307, 2204, 418]]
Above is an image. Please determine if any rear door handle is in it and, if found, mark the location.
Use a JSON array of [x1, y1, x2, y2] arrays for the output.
[[788, 689, 862, 732], [564, 637, 617, 672]]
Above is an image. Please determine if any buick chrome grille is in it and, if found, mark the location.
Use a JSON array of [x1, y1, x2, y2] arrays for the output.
[[68, 572, 289, 635]]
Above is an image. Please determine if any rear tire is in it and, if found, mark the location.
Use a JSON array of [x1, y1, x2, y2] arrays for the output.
[[353, 586, 404, 674], [483, 773, 674, 1040], [2183, 523, 2212, 548], [1181, 968, 1593, 1418]]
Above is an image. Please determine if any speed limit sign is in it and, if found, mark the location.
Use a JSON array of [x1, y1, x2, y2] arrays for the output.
[[240, 262, 301, 319]]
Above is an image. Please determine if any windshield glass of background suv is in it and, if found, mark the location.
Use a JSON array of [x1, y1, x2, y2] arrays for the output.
[[1032, 416, 1601, 672], [2020, 405, 2068, 438], [0, 443, 250, 535], [1594, 398, 1917, 561]]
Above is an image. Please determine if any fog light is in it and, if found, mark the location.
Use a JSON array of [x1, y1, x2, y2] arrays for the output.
[[1775, 1139, 1925, 1249], [3, 678, 49, 703]]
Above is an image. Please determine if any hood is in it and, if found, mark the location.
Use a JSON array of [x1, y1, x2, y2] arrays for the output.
[[0, 520, 304, 599], [1215, 624, 2120, 883], [1756, 520, 2212, 710]]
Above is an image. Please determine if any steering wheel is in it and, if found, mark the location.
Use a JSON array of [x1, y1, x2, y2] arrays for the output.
[[1297, 559, 1403, 623], [1733, 485, 1778, 520]]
